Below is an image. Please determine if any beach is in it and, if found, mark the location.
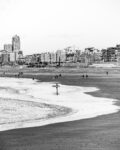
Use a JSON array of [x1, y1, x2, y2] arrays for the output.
[[0, 68, 120, 149]]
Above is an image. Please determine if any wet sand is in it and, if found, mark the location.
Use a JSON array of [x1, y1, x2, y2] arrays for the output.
[[0, 72, 120, 150]]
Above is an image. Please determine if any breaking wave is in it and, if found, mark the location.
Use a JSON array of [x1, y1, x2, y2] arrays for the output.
[[0, 77, 119, 131]]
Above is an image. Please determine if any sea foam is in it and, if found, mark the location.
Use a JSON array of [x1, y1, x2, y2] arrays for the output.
[[0, 77, 119, 131]]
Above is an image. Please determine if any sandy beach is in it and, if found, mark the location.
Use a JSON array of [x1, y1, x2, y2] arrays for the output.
[[0, 68, 120, 150]]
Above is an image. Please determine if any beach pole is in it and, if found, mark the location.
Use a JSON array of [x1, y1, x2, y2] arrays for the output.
[[53, 83, 60, 95]]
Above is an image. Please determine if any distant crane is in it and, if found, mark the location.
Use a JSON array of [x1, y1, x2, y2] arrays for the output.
[[52, 83, 60, 95]]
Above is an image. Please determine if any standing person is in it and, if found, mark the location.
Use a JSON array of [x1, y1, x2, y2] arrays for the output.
[[86, 74, 88, 78], [106, 71, 108, 75], [82, 74, 84, 78]]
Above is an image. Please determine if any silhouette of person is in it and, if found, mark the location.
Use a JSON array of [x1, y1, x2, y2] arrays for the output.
[[82, 75, 84, 78], [86, 74, 88, 78]]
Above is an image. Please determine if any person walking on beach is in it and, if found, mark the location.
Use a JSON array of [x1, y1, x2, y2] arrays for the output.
[[82, 74, 84, 78], [86, 74, 88, 78]]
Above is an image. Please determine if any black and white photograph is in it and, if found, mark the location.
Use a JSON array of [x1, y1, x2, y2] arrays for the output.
[[0, 0, 120, 149]]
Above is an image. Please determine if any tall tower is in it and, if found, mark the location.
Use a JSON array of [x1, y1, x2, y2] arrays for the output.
[[12, 35, 21, 62], [12, 35, 20, 51]]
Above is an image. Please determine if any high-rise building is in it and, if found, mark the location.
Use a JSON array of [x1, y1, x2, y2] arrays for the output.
[[56, 50, 66, 63], [12, 35, 21, 61], [12, 35, 20, 51]]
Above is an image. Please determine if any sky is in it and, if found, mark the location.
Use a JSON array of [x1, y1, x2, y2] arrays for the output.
[[0, 0, 120, 55]]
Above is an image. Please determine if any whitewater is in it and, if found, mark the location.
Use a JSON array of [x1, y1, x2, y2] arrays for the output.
[[0, 77, 119, 131]]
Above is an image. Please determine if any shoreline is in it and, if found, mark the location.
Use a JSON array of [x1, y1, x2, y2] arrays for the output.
[[0, 77, 119, 132]]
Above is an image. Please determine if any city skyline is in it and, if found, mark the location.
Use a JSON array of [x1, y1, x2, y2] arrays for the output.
[[0, 0, 120, 55]]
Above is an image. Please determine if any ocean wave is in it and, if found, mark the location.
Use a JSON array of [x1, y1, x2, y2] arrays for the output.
[[0, 77, 119, 131]]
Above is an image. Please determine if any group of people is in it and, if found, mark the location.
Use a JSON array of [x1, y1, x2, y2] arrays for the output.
[[15, 70, 109, 81], [54, 74, 62, 79], [81, 74, 88, 79], [54, 73, 89, 79]]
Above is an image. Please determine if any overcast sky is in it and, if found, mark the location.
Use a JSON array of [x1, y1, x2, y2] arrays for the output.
[[0, 0, 120, 55]]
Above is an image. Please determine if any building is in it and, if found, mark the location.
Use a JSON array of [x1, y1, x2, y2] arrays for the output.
[[25, 55, 33, 64], [4, 44, 12, 52], [102, 47, 117, 62], [50, 52, 57, 63], [18, 51, 23, 59], [64, 47, 75, 62], [40, 53, 45, 63], [12, 35, 20, 51], [74, 50, 81, 62], [56, 50, 66, 63], [0, 35, 23, 65], [44, 52, 51, 63], [9, 52, 15, 62], [0, 50, 9, 64], [12, 35, 22, 62], [92, 49, 102, 62]]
